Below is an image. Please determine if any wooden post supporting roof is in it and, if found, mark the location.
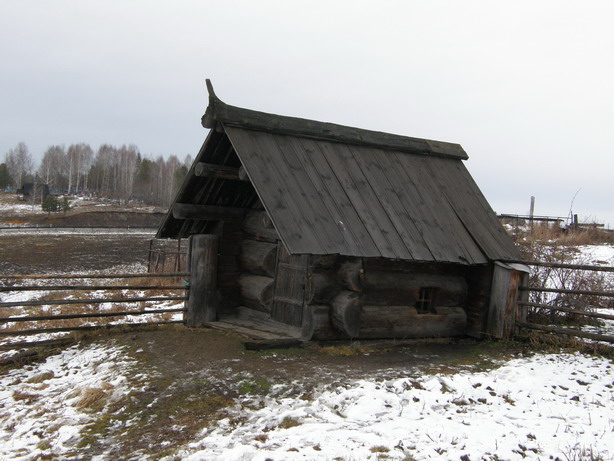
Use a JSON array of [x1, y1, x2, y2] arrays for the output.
[[185, 234, 218, 326]]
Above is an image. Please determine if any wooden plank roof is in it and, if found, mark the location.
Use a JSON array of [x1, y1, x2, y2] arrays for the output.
[[157, 80, 520, 264]]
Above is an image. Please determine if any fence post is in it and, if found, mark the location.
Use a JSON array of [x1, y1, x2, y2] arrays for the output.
[[185, 234, 219, 327]]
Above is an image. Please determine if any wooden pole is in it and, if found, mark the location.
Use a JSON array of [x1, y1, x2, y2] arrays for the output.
[[186, 234, 219, 327]]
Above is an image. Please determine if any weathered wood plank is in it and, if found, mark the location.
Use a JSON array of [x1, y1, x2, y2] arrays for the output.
[[427, 158, 519, 261], [185, 234, 218, 326], [271, 245, 307, 327], [353, 147, 433, 261], [316, 141, 402, 259], [225, 127, 320, 254], [298, 138, 379, 257], [272, 134, 348, 254], [393, 152, 486, 264], [242, 339, 304, 350], [172, 203, 248, 221]]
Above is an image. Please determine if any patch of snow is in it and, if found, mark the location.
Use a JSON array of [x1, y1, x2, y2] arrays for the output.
[[172, 353, 614, 461], [0, 343, 139, 460]]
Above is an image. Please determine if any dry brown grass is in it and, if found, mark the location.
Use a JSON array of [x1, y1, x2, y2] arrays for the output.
[[26, 371, 54, 384], [508, 225, 614, 328]]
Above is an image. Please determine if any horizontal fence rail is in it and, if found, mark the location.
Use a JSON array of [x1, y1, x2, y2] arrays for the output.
[[0, 271, 189, 340], [0, 285, 186, 292], [502, 259, 614, 272], [1, 272, 189, 280], [510, 260, 614, 344], [518, 322, 614, 343], [1, 321, 185, 337], [0, 296, 187, 308], [519, 286, 614, 298], [518, 302, 614, 321]]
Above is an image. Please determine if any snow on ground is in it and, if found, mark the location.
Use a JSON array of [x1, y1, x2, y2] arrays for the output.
[[1, 346, 611, 460], [0, 202, 47, 216], [576, 244, 614, 266], [173, 353, 614, 461], [0, 343, 140, 460]]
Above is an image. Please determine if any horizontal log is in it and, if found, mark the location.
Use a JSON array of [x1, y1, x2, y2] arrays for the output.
[[519, 286, 614, 298], [359, 305, 467, 339], [172, 203, 248, 222], [238, 274, 274, 313], [336, 259, 363, 292], [239, 239, 277, 277], [363, 272, 467, 306], [305, 273, 338, 304], [241, 210, 279, 242], [194, 162, 249, 181], [301, 304, 338, 341], [518, 321, 614, 343], [0, 307, 186, 323], [0, 296, 187, 308], [330, 291, 362, 338]]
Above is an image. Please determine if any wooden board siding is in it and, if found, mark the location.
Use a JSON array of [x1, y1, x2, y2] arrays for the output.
[[224, 126, 519, 263], [271, 245, 309, 327]]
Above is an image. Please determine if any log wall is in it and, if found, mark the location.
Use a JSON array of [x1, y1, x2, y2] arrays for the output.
[[217, 210, 493, 341]]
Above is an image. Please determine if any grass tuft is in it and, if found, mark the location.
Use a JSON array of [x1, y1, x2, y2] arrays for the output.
[[278, 416, 301, 429]]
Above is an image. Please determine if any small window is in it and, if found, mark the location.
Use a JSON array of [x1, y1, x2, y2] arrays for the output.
[[415, 287, 438, 314]]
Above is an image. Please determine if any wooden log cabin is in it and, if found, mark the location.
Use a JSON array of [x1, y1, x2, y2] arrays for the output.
[[157, 80, 527, 341]]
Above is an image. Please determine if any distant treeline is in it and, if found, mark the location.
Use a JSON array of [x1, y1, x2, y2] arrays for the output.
[[1, 142, 191, 207]]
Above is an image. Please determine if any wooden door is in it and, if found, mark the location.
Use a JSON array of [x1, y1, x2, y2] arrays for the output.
[[271, 245, 309, 327]]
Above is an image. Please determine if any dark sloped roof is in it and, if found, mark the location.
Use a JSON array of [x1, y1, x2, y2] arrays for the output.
[[157, 81, 520, 264]]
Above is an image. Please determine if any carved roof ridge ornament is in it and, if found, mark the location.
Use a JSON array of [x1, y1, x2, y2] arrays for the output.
[[200, 79, 468, 160]]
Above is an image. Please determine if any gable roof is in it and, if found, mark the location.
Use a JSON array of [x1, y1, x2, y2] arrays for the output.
[[157, 80, 520, 264]]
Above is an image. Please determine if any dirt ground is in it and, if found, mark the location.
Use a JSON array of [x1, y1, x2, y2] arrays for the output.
[[0, 223, 534, 457], [0, 232, 154, 274], [65, 326, 530, 459]]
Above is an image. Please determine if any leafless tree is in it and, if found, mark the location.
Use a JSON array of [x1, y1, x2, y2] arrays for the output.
[[66, 143, 93, 193], [39, 145, 67, 192], [4, 142, 33, 190]]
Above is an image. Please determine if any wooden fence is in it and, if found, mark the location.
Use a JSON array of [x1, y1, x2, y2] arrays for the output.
[[148, 238, 188, 273], [512, 260, 614, 343], [0, 271, 189, 346]]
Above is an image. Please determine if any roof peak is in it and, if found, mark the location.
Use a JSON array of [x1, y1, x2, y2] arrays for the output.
[[201, 79, 467, 160]]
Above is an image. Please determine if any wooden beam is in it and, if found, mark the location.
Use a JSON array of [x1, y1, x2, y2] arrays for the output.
[[194, 162, 250, 181], [202, 79, 467, 160], [186, 234, 219, 326], [172, 203, 248, 221]]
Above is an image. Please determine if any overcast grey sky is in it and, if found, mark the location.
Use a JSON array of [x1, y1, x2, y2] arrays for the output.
[[1, 1, 612, 227]]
